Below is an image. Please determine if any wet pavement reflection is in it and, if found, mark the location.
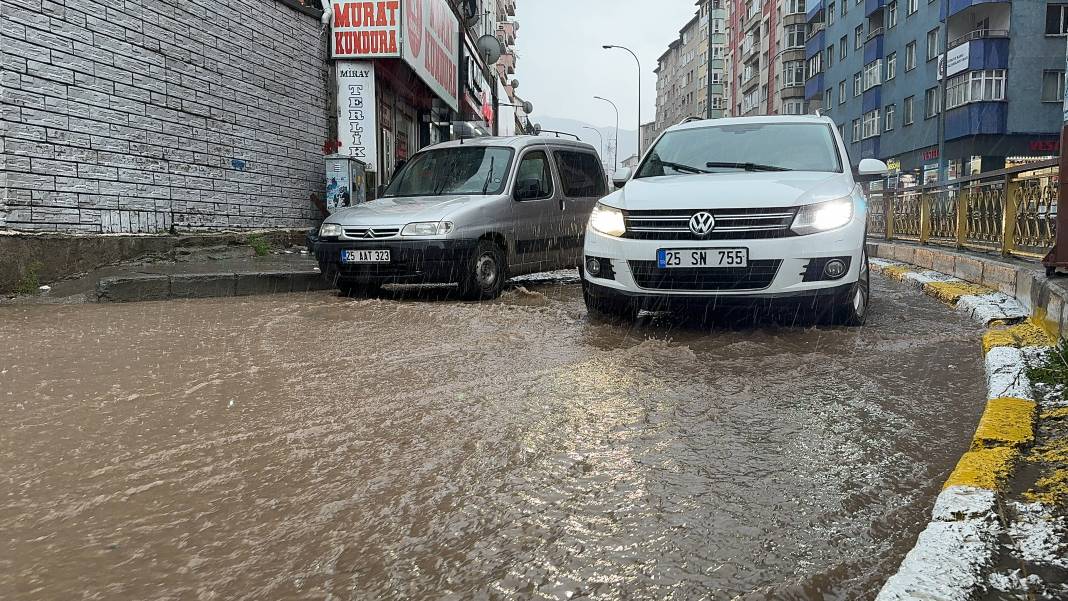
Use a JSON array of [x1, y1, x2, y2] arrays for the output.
[[1, 274, 985, 600]]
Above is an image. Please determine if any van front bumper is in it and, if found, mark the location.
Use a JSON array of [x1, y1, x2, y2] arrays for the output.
[[315, 238, 479, 284]]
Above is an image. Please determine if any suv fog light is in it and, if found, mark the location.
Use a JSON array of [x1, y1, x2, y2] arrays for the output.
[[824, 259, 847, 279], [585, 257, 602, 276]]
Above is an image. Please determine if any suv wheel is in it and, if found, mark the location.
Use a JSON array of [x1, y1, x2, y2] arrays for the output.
[[828, 254, 869, 326], [458, 241, 507, 300]]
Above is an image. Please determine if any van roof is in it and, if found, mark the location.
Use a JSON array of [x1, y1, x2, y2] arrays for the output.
[[668, 114, 835, 132], [429, 136, 599, 153]]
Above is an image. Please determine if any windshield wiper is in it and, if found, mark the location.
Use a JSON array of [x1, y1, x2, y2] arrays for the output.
[[481, 156, 496, 194], [705, 161, 792, 172], [658, 160, 711, 174]]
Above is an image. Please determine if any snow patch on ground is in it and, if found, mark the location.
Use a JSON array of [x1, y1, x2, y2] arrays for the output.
[[870, 258, 901, 269], [932, 486, 997, 521], [902, 270, 961, 287], [957, 293, 1029, 325], [510, 269, 581, 284], [876, 518, 1001, 601], [1007, 502, 1068, 569], [986, 346, 1032, 400], [988, 570, 1047, 595]]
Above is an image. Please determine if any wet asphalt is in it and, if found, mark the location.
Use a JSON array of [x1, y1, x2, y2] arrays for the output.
[[0, 273, 986, 600]]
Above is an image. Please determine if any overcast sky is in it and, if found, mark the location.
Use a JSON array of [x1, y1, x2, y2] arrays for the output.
[[513, 0, 699, 130]]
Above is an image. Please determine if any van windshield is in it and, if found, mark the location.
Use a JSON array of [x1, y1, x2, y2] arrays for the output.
[[384, 147, 515, 197], [636, 123, 843, 178]]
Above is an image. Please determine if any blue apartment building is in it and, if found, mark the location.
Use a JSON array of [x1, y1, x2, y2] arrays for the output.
[[805, 0, 1066, 186]]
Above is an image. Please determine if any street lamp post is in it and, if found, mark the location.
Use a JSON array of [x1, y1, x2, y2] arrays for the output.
[[593, 96, 620, 171], [582, 126, 605, 166], [603, 44, 641, 159]]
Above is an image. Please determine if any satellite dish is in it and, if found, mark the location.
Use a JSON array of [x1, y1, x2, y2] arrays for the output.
[[533, 123, 542, 135], [522, 101, 534, 114], [510, 79, 519, 89], [476, 35, 504, 65]]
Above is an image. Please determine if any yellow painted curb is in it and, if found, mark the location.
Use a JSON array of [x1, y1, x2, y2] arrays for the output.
[[943, 446, 1019, 491], [923, 281, 992, 305], [1041, 407, 1068, 421], [982, 319, 1055, 354], [880, 265, 915, 281], [971, 397, 1037, 449]]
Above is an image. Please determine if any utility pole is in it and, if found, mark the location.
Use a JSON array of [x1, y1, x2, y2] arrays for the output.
[[706, 0, 714, 119], [1043, 35, 1068, 276], [937, 0, 949, 183]]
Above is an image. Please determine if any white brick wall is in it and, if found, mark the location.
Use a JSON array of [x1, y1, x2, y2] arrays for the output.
[[0, 0, 329, 233]]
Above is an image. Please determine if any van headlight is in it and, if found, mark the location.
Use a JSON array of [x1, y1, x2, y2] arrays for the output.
[[401, 221, 454, 237], [791, 198, 855, 236], [320, 223, 342, 238], [589, 203, 626, 237]]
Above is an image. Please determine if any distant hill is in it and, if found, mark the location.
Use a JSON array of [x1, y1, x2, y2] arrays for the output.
[[530, 116, 641, 168]]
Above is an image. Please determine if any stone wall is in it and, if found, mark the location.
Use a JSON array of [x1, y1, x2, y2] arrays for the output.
[[0, 0, 329, 233]]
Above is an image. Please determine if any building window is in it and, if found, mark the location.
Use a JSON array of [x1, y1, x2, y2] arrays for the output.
[[852, 118, 861, 142], [906, 0, 917, 16], [855, 25, 864, 50], [807, 54, 823, 79], [828, 2, 836, 24], [888, 1, 898, 28], [1048, 4, 1068, 35], [840, 36, 848, 59], [784, 60, 806, 87], [924, 86, 940, 118], [783, 100, 806, 115], [863, 60, 882, 91], [785, 24, 807, 49], [886, 52, 897, 80], [885, 104, 896, 130], [839, 80, 847, 104], [826, 46, 835, 68], [824, 88, 833, 107], [904, 96, 914, 124], [841, 0, 847, 15], [926, 28, 940, 61], [853, 72, 862, 97], [786, 0, 806, 14], [945, 69, 1007, 109], [838, 124, 846, 140], [1043, 70, 1066, 102], [862, 109, 880, 139], [905, 42, 917, 71]]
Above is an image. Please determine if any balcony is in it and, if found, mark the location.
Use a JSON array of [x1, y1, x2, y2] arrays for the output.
[[805, 73, 825, 101], [944, 0, 1010, 19], [948, 28, 1008, 50], [865, 0, 885, 18], [497, 21, 517, 46], [807, 22, 826, 42], [946, 102, 1007, 140], [499, 52, 515, 74], [863, 32, 884, 64], [806, 0, 824, 23], [498, 0, 516, 17], [805, 28, 826, 58]]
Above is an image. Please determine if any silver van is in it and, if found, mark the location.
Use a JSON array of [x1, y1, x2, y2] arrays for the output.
[[315, 136, 608, 299]]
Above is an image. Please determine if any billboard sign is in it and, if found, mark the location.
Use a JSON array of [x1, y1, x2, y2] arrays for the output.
[[332, 1, 401, 59], [337, 61, 379, 172], [403, 0, 459, 111], [937, 42, 969, 80]]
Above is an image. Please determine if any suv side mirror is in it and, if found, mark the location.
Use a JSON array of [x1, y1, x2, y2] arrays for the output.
[[855, 158, 889, 182], [515, 177, 543, 201], [612, 167, 633, 189]]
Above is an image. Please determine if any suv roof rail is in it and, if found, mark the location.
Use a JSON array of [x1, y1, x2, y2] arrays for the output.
[[813, 108, 824, 117], [679, 116, 704, 125]]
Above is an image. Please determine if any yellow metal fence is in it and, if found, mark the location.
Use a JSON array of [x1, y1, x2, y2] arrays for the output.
[[867, 159, 1059, 259]]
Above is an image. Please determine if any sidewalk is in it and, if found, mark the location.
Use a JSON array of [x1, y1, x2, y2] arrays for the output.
[[1, 246, 329, 304]]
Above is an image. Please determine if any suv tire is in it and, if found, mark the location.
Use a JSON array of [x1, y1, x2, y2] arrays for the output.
[[458, 240, 507, 300], [828, 253, 869, 326]]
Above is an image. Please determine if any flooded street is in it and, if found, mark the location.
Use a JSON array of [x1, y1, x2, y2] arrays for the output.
[[1, 274, 986, 601]]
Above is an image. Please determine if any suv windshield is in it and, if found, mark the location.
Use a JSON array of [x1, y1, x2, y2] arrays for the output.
[[636, 123, 843, 178], [384, 147, 514, 197]]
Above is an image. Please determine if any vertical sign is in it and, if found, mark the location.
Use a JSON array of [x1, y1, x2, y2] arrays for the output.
[[402, 0, 459, 111], [337, 61, 378, 172], [331, 1, 401, 58]]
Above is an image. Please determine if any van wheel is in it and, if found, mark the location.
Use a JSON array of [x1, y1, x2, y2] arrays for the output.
[[583, 279, 636, 322], [458, 241, 507, 300], [828, 255, 869, 326], [338, 280, 382, 297]]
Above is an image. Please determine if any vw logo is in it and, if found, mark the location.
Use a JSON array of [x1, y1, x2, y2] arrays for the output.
[[689, 212, 716, 236]]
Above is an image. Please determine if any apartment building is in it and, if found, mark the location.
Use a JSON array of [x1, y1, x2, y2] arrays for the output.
[[724, 0, 810, 117], [804, 0, 1064, 181], [649, 1, 729, 146]]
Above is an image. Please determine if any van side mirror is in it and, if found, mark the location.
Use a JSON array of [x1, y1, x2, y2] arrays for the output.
[[612, 167, 633, 189], [855, 158, 889, 182], [515, 177, 543, 201]]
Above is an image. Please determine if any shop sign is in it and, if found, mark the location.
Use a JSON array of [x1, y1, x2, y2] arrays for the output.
[[1030, 140, 1060, 153], [885, 157, 901, 174], [938, 43, 969, 80], [403, 0, 459, 112], [921, 147, 939, 161], [332, 1, 402, 58], [337, 61, 379, 172]]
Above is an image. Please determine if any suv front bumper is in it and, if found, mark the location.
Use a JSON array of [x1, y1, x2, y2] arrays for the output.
[[315, 238, 479, 284]]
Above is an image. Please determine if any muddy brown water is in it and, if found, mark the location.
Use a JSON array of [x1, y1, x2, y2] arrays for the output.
[[1, 274, 985, 600]]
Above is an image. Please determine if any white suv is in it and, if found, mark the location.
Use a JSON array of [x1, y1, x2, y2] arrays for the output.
[[582, 115, 887, 325]]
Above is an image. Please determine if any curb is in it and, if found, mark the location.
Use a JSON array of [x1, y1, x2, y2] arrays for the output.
[[870, 256, 1056, 600], [95, 271, 331, 303]]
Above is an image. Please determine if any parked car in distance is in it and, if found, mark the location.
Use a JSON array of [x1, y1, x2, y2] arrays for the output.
[[582, 115, 888, 325], [316, 136, 607, 299]]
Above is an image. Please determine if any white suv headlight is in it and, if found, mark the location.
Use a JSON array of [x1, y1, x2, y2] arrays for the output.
[[320, 223, 342, 238], [589, 203, 626, 237], [791, 198, 854, 236], [401, 221, 454, 237]]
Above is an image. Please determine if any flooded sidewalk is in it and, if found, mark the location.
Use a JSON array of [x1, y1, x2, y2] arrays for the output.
[[1, 275, 986, 600]]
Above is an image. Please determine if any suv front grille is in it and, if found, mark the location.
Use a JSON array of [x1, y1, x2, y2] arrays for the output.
[[342, 227, 401, 240], [628, 260, 782, 291], [623, 208, 797, 240]]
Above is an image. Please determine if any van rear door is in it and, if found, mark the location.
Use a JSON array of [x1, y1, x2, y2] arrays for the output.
[[551, 149, 609, 267]]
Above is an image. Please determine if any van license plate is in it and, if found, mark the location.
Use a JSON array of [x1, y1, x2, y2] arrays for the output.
[[341, 249, 390, 264], [657, 248, 748, 268]]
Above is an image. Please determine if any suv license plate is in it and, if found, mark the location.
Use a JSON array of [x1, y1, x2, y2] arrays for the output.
[[341, 249, 390, 264], [658, 248, 748, 269]]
